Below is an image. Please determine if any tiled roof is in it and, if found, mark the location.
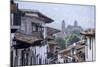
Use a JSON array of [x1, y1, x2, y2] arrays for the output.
[[19, 9, 54, 23], [81, 28, 95, 36], [46, 27, 60, 35], [14, 31, 43, 44], [58, 41, 85, 54], [48, 40, 57, 45]]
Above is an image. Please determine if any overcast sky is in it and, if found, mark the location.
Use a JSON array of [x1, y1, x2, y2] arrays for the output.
[[15, 1, 95, 30]]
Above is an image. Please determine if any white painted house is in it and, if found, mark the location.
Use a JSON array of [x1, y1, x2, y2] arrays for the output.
[[11, 3, 54, 66], [81, 29, 95, 62]]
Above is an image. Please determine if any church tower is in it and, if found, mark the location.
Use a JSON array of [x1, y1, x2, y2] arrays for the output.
[[62, 20, 66, 35], [74, 20, 78, 27]]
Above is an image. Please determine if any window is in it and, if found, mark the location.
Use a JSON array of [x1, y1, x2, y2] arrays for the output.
[[32, 23, 37, 32], [13, 12, 21, 26], [32, 23, 43, 32], [72, 48, 75, 54], [11, 13, 20, 26], [89, 37, 91, 50], [32, 23, 36, 32]]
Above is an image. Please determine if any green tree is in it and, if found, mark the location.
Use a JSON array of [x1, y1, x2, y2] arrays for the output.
[[66, 34, 80, 46], [55, 37, 66, 50]]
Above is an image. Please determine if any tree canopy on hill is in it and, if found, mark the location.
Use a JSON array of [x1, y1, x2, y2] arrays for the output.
[[55, 37, 66, 50], [65, 33, 80, 46]]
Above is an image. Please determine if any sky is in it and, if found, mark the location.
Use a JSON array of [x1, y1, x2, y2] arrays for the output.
[[15, 1, 95, 30]]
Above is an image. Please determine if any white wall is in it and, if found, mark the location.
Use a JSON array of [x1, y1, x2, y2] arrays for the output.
[[85, 37, 92, 61], [93, 38, 96, 61], [85, 36, 95, 62], [58, 54, 64, 63], [35, 45, 48, 64]]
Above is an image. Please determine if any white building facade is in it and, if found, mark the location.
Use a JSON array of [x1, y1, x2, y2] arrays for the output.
[[81, 29, 95, 62], [85, 35, 95, 61]]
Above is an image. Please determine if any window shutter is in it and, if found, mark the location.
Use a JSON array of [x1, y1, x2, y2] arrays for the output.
[[13, 12, 21, 25]]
